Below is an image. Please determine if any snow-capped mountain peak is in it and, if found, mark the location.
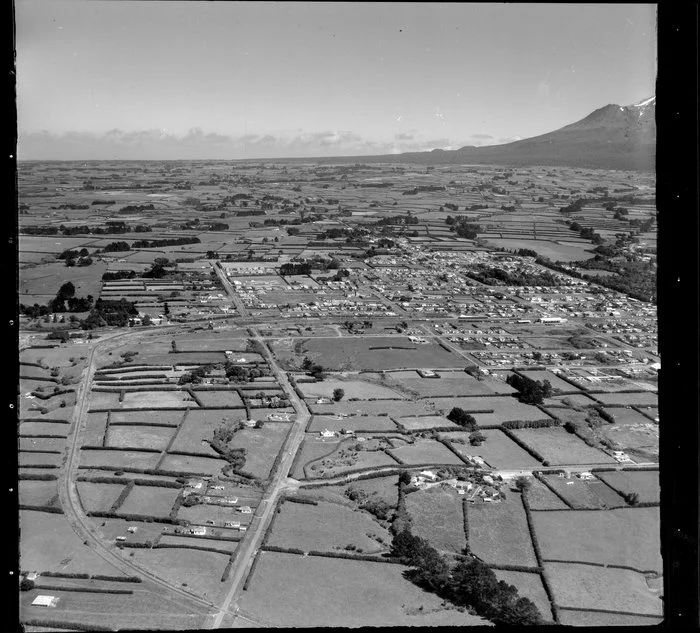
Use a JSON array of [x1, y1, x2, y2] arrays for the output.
[[631, 96, 656, 108]]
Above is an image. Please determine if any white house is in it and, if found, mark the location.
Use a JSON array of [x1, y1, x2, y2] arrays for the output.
[[239, 506, 252, 514], [31, 596, 59, 608], [320, 429, 336, 438], [191, 526, 207, 536]]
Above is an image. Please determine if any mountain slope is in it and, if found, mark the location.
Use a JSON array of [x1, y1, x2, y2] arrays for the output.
[[317, 97, 656, 171]]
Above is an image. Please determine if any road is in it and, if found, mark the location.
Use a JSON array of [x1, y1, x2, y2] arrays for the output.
[[55, 327, 267, 628], [210, 259, 250, 318], [208, 327, 312, 629]]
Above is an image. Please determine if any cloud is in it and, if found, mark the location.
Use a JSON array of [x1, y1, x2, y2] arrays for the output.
[[18, 128, 468, 160], [470, 133, 494, 140]]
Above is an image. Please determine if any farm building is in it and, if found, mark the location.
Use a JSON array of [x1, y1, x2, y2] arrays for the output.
[[32, 595, 59, 608]]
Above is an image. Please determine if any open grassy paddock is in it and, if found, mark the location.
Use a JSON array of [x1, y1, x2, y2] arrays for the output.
[[239, 551, 487, 627], [533, 507, 661, 571], [76, 482, 127, 513], [106, 425, 176, 450], [228, 423, 291, 479], [405, 487, 466, 554], [467, 495, 538, 567], [441, 429, 542, 469], [493, 570, 553, 622], [389, 439, 466, 466], [595, 470, 659, 503], [117, 485, 181, 518], [512, 427, 617, 465]]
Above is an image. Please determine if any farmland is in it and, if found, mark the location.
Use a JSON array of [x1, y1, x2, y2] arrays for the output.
[[17, 156, 660, 629], [467, 495, 538, 567], [239, 551, 487, 627]]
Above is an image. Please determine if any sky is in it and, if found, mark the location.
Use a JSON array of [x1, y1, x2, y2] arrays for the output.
[[15, 2, 657, 160]]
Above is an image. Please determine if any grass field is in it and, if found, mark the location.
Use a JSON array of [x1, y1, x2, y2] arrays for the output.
[[310, 399, 447, 417], [308, 442, 397, 478], [117, 485, 181, 518], [600, 423, 658, 458], [158, 534, 238, 552], [89, 391, 122, 409], [595, 470, 659, 504], [518, 370, 579, 393], [441, 430, 542, 469], [275, 337, 466, 371], [19, 421, 70, 437], [107, 425, 175, 450], [382, 370, 516, 397], [110, 410, 183, 425], [483, 238, 594, 262], [396, 415, 457, 430], [545, 393, 599, 407], [121, 390, 195, 409], [20, 585, 206, 631], [19, 479, 59, 507], [599, 407, 652, 426], [405, 487, 466, 554], [80, 449, 160, 471], [297, 378, 407, 400], [83, 412, 108, 445], [159, 454, 224, 476], [76, 482, 126, 513], [525, 480, 570, 510], [467, 495, 538, 567], [19, 260, 106, 300], [542, 475, 625, 509], [169, 410, 242, 456], [290, 437, 342, 479], [239, 551, 487, 627], [593, 392, 658, 407], [19, 437, 66, 452], [533, 507, 661, 571], [545, 562, 663, 615], [19, 452, 64, 468], [512, 427, 617, 465], [389, 439, 465, 466], [177, 504, 254, 528], [191, 390, 245, 408], [19, 510, 128, 576], [268, 500, 391, 553], [128, 548, 230, 602], [433, 396, 551, 425], [228, 423, 290, 479], [307, 414, 398, 433], [493, 570, 553, 622]]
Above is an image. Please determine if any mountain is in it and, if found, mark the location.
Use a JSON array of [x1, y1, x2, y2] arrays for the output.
[[318, 97, 656, 171]]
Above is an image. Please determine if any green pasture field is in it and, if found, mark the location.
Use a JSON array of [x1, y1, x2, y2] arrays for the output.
[[533, 507, 661, 571], [19, 452, 64, 468], [169, 409, 244, 455], [468, 495, 538, 567], [595, 470, 659, 503], [542, 475, 625, 509], [120, 390, 195, 409], [109, 410, 183, 425], [518, 370, 579, 393], [544, 393, 599, 407], [290, 438, 341, 479], [79, 449, 160, 471], [20, 586, 206, 631], [405, 487, 466, 554], [128, 548, 230, 602], [389, 439, 465, 466], [511, 427, 617, 465], [19, 510, 128, 576], [274, 336, 466, 371], [19, 421, 70, 437], [19, 437, 66, 452], [89, 391, 122, 410], [296, 378, 408, 400], [600, 407, 651, 426], [19, 261, 106, 302], [228, 423, 290, 480], [379, 371, 517, 397], [107, 425, 175, 450], [158, 454, 224, 476], [239, 551, 487, 627], [19, 479, 59, 507], [192, 390, 245, 408], [347, 474, 400, 506], [483, 238, 594, 262], [434, 395, 552, 425], [395, 415, 458, 430], [545, 562, 663, 615], [116, 485, 181, 518], [440, 429, 542, 469], [19, 365, 51, 380], [19, 235, 99, 254], [169, 351, 232, 365], [493, 570, 553, 622], [307, 414, 398, 433], [21, 392, 77, 419], [593, 392, 658, 407], [76, 482, 126, 513], [267, 500, 391, 553], [525, 480, 570, 510]]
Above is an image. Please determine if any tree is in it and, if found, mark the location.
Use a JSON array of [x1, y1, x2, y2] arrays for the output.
[[399, 471, 412, 486], [19, 578, 35, 591], [446, 408, 477, 431], [333, 388, 345, 402], [514, 476, 532, 493], [469, 431, 486, 446], [624, 491, 640, 506], [141, 314, 152, 326]]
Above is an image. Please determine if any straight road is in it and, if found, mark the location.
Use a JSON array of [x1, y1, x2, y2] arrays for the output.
[[210, 260, 250, 318], [208, 328, 312, 628]]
